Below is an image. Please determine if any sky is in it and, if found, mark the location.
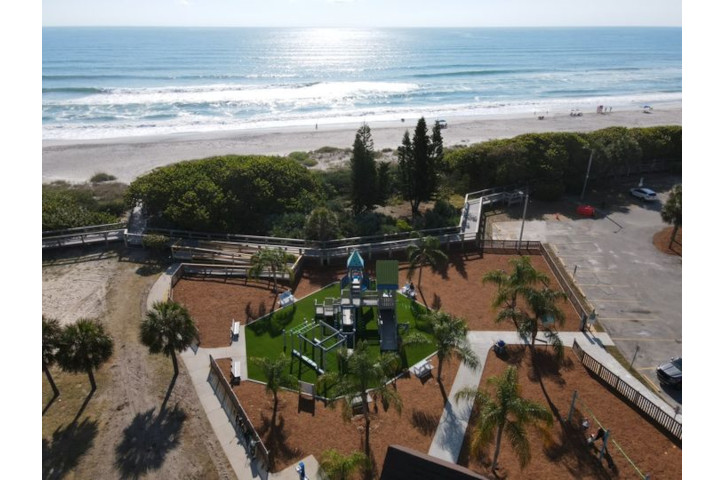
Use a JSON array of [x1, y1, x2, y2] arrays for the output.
[[41, 0, 682, 28]]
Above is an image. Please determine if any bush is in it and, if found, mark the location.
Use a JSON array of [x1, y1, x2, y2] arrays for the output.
[[90, 172, 117, 183], [125, 155, 324, 235], [142, 234, 170, 252], [42, 182, 126, 231]]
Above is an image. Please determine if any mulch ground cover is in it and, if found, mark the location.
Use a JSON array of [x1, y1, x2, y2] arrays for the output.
[[217, 355, 461, 476], [459, 346, 682, 480], [173, 252, 581, 348]]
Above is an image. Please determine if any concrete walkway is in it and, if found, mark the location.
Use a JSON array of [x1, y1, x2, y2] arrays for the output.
[[148, 266, 677, 479]]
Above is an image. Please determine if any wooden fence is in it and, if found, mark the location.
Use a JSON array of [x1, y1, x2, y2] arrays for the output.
[[208, 354, 270, 469], [571, 339, 682, 440]]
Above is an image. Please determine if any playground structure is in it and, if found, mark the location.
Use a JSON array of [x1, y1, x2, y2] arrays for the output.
[[285, 250, 402, 376]]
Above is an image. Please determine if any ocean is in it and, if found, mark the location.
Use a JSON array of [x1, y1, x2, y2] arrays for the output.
[[42, 27, 681, 140]]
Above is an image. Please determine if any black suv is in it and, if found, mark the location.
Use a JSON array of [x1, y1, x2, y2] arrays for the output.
[[656, 357, 682, 389]]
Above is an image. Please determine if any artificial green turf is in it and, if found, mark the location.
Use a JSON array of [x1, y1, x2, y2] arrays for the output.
[[245, 283, 437, 385]]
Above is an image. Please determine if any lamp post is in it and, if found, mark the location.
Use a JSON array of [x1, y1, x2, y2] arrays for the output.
[[580, 150, 595, 201], [517, 191, 529, 252]]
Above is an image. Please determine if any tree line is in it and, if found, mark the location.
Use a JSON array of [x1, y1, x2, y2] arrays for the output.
[[51, 122, 678, 238]]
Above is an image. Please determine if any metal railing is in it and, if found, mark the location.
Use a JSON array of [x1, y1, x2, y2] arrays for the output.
[[208, 355, 270, 470], [572, 340, 682, 440]]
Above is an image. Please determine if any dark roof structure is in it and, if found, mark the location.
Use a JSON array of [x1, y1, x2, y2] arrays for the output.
[[380, 445, 490, 480]]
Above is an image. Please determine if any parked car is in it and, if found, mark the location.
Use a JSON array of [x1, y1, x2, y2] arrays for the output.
[[630, 187, 657, 201], [436, 119, 448, 129], [576, 205, 595, 217], [656, 357, 682, 389]]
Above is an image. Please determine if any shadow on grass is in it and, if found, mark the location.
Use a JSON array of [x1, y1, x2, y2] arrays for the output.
[[43, 418, 99, 480], [114, 405, 187, 478], [246, 305, 296, 337]]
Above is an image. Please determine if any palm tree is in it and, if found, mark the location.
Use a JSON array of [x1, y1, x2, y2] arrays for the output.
[[42, 316, 62, 397], [140, 300, 199, 377], [56, 318, 114, 392], [249, 247, 293, 293], [320, 448, 369, 480], [520, 287, 567, 360], [406, 235, 448, 297], [425, 311, 480, 383], [250, 353, 298, 419], [482, 256, 550, 331], [455, 366, 553, 472], [660, 184, 682, 250], [319, 342, 402, 457]]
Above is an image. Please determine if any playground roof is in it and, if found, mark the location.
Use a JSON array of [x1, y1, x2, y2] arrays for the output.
[[347, 250, 365, 269], [376, 260, 399, 289]]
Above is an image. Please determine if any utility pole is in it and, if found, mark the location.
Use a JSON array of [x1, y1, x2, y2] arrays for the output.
[[580, 150, 595, 200], [517, 191, 529, 252]]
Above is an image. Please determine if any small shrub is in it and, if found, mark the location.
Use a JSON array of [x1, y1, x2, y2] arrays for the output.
[[90, 172, 117, 183], [301, 158, 318, 167], [142, 234, 170, 252]]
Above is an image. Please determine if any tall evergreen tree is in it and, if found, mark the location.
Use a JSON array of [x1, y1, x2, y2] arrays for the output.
[[350, 124, 377, 215], [398, 117, 441, 216]]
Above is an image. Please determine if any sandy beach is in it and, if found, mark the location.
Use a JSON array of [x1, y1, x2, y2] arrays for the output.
[[42, 104, 682, 184]]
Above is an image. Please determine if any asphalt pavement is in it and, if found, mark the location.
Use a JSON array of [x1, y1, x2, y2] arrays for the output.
[[491, 184, 682, 410]]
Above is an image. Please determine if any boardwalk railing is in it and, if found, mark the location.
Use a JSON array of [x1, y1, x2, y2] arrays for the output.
[[572, 339, 682, 440], [208, 355, 270, 470], [540, 243, 591, 320]]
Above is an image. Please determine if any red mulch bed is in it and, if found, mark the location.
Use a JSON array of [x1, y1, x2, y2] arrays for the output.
[[173, 253, 581, 347], [217, 355, 461, 476], [653, 227, 682, 256], [459, 346, 682, 479]]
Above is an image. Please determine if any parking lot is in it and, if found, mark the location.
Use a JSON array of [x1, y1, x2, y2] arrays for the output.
[[491, 178, 682, 410]]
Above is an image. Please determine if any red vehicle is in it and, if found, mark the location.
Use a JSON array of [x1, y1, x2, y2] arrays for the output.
[[576, 205, 595, 217]]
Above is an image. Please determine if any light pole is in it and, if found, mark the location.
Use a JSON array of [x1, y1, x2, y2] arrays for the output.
[[517, 191, 529, 252], [580, 150, 595, 201]]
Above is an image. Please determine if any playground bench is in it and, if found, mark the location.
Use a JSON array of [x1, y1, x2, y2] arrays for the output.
[[411, 359, 434, 379], [231, 360, 242, 385], [279, 290, 296, 308], [230, 320, 241, 342]]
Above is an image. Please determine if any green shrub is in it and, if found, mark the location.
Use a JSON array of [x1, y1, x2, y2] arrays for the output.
[[90, 172, 117, 183]]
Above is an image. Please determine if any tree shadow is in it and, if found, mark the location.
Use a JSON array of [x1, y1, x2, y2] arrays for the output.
[[410, 409, 439, 435], [43, 418, 99, 480], [257, 411, 300, 471], [114, 405, 187, 478], [431, 294, 442, 311], [43, 392, 60, 415]]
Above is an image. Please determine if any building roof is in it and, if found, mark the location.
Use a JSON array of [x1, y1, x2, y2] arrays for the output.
[[375, 260, 399, 289], [346, 250, 365, 269], [380, 445, 489, 480]]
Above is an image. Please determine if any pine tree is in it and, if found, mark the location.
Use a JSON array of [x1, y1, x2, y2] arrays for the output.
[[397, 117, 442, 216], [350, 124, 377, 215]]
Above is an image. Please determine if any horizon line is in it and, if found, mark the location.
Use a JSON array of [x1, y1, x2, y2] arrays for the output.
[[42, 24, 682, 29]]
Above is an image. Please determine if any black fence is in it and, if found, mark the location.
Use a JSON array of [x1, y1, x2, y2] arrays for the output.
[[572, 340, 682, 440]]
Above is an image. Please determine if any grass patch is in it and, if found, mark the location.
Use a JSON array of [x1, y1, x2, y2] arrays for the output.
[[245, 285, 436, 387]]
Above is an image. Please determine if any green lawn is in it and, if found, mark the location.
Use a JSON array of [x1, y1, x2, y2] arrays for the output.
[[245, 284, 436, 385]]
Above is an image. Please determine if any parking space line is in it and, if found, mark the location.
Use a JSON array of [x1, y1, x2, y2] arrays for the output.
[[610, 337, 679, 342], [598, 317, 662, 322]]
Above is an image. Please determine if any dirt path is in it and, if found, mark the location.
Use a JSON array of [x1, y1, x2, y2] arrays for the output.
[[42, 247, 235, 479]]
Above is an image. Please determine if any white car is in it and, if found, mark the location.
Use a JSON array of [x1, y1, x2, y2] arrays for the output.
[[630, 187, 657, 201]]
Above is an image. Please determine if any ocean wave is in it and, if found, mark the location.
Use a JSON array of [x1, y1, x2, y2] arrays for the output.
[[43, 81, 421, 107], [409, 68, 542, 79]]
